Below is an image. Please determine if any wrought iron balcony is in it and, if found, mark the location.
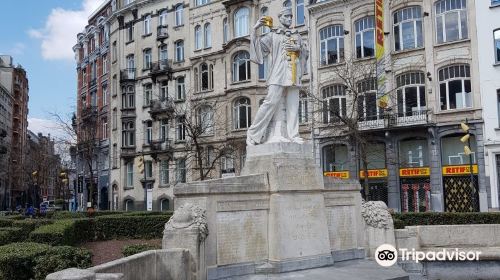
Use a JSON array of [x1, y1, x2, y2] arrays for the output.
[[120, 68, 136, 81], [120, 146, 136, 157], [150, 60, 172, 83], [157, 25, 168, 39], [358, 109, 431, 131], [151, 139, 173, 153], [149, 98, 175, 119]]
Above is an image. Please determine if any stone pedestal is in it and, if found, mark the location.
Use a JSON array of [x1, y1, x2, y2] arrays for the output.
[[243, 143, 333, 272]]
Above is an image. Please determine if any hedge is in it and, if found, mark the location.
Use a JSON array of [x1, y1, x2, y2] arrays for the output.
[[122, 243, 161, 257], [0, 228, 24, 246], [392, 212, 500, 229], [92, 214, 171, 240], [33, 246, 92, 280], [29, 220, 78, 246], [0, 242, 51, 280], [0, 220, 14, 229]]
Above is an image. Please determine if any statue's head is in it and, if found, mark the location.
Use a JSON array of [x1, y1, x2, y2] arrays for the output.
[[278, 7, 293, 28]]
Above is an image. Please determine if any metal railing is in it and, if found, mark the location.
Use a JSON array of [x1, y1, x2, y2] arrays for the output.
[[120, 68, 136, 81], [157, 25, 168, 39], [151, 139, 173, 152], [151, 59, 171, 73], [358, 109, 431, 131]]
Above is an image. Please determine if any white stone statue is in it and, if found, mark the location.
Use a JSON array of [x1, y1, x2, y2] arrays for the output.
[[246, 7, 309, 146], [361, 201, 393, 229], [163, 203, 208, 242]]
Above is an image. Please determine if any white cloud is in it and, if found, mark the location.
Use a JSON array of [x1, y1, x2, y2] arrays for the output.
[[28, 0, 106, 61], [28, 117, 70, 142], [8, 43, 26, 56]]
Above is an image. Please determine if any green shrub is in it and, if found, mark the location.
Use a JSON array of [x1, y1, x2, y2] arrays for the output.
[[12, 219, 52, 233], [0, 220, 14, 229], [0, 227, 24, 245], [93, 215, 171, 240], [122, 243, 161, 257], [392, 212, 500, 229], [48, 211, 86, 220], [4, 215, 25, 220], [33, 246, 92, 280], [0, 242, 50, 280], [29, 220, 78, 246]]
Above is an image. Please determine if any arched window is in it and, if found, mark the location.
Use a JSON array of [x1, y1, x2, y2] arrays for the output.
[[233, 97, 251, 129], [160, 198, 170, 211], [435, 0, 468, 43], [175, 40, 184, 62], [194, 25, 202, 50], [396, 72, 426, 117], [159, 44, 168, 61], [175, 4, 184, 26], [201, 63, 209, 91], [296, 0, 305, 26], [393, 6, 423, 51], [124, 199, 134, 211], [197, 105, 214, 135], [319, 25, 344, 65], [438, 64, 471, 110], [232, 51, 251, 82], [261, 7, 270, 34], [223, 18, 229, 43], [357, 78, 380, 120], [204, 23, 211, 48], [354, 16, 375, 58], [322, 84, 346, 123], [159, 9, 167, 26], [234, 7, 249, 38], [145, 120, 153, 144]]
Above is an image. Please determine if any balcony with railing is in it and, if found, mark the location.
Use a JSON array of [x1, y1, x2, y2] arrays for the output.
[[120, 68, 136, 81], [150, 60, 172, 82], [358, 109, 432, 131], [157, 25, 168, 40], [81, 105, 98, 120], [149, 98, 175, 120], [151, 139, 173, 153]]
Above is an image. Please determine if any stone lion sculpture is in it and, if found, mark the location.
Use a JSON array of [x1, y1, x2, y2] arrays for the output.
[[164, 203, 208, 242], [361, 201, 393, 229]]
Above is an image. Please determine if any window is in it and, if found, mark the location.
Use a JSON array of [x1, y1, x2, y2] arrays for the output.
[[223, 18, 228, 43], [175, 40, 184, 62], [112, 41, 117, 62], [322, 144, 349, 172], [159, 44, 168, 62], [122, 85, 135, 108], [143, 49, 152, 69], [126, 23, 134, 42], [299, 92, 308, 123], [196, 0, 209, 6], [322, 84, 346, 123], [439, 64, 471, 110], [400, 138, 428, 167], [145, 120, 153, 144], [234, 7, 249, 38], [160, 160, 169, 185], [258, 56, 268, 80], [441, 134, 477, 165], [204, 23, 211, 48], [159, 10, 167, 26], [221, 155, 235, 174], [175, 4, 183, 26], [125, 199, 134, 211], [102, 118, 108, 139], [160, 198, 170, 211], [82, 69, 87, 84], [145, 160, 153, 178], [197, 105, 214, 135], [124, 0, 134, 5], [200, 63, 210, 91], [261, 7, 270, 34], [319, 25, 344, 65], [112, 144, 117, 168], [112, 109, 117, 130], [195, 25, 202, 50], [175, 77, 185, 100], [103, 57, 108, 74], [160, 81, 168, 100], [296, 0, 305, 26], [160, 119, 169, 140], [144, 14, 151, 35], [176, 116, 186, 141], [126, 162, 134, 188], [494, 0, 500, 6], [393, 6, 423, 51], [357, 79, 381, 120], [232, 51, 251, 82], [233, 97, 251, 129], [122, 121, 135, 147], [102, 85, 108, 106], [90, 90, 97, 107], [112, 75, 117, 96], [435, 0, 468, 44], [355, 16, 375, 58], [396, 72, 426, 116], [126, 54, 135, 78], [176, 158, 186, 183], [495, 29, 500, 63]]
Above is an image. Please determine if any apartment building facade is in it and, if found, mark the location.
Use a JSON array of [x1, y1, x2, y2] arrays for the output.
[[309, 0, 487, 212], [73, 1, 112, 210], [477, 0, 500, 211], [0, 56, 13, 210], [0, 55, 29, 210]]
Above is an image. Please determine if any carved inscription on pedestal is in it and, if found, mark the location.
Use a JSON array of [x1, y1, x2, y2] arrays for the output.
[[216, 210, 268, 265], [216, 199, 269, 212], [326, 205, 356, 250]]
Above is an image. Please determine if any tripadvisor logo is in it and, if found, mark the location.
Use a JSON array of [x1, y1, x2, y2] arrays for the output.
[[375, 244, 482, 267]]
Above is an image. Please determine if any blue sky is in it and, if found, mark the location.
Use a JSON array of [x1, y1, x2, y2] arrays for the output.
[[0, 0, 105, 138]]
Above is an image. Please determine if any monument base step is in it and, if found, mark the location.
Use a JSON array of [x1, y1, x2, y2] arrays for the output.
[[220, 259, 409, 280]]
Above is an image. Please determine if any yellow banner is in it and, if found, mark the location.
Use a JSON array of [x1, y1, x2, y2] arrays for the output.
[[360, 169, 388, 179], [324, 171, 350, 179], [375, 0, 387, 108], [442, 165, 478, 176], [399, 167, 430, 177]]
